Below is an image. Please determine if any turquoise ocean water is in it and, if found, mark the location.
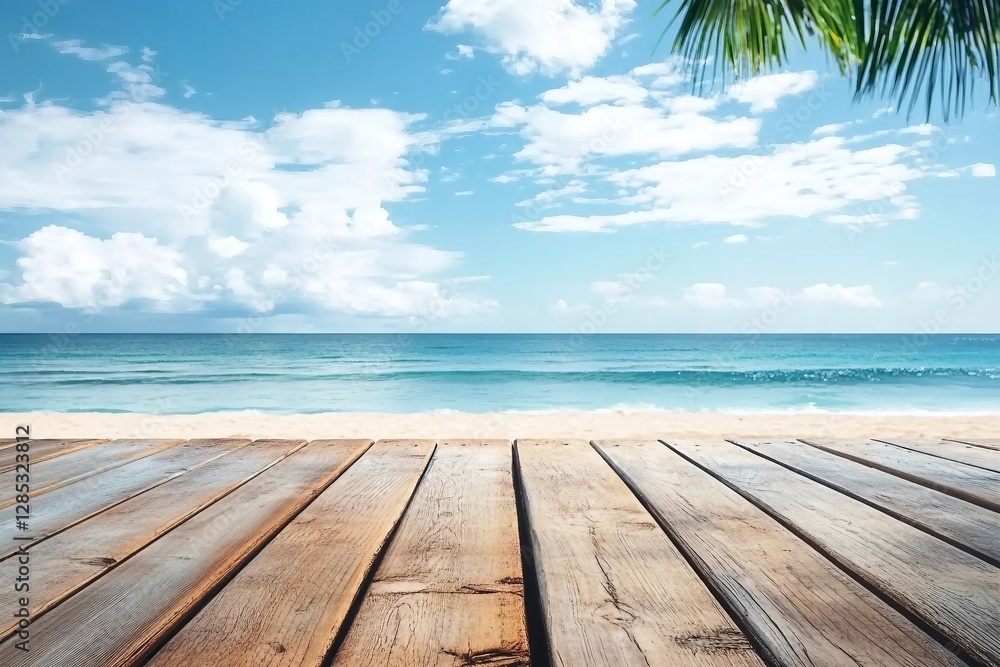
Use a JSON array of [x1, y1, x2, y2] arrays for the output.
[[1, 334, 998, 414]]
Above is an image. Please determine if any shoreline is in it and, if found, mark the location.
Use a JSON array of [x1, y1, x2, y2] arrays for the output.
[[3, 411, 999, 440]]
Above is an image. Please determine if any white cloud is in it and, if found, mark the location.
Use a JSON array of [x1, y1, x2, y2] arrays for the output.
[[814, 122, 847, 136], [0, 78, 494, 319], [182, 83, 197, 98], [540, 75, 649, 106], [800, 283, 882, 308], [429, 0, 636, 76], [970, 163, 996, 177], [684, 283, 736, 308], [723, 233, 748, 244], [728, 71, 819, 112], [455, 190, 474, 196], [692, 241, 709, 248], [54, 39, 128, 61], [913, 281, 951, 301], [516, 135, 927, 232], [0, 226, 188, 310], [679, 282, 879, 310], [492, 100, 759, 175]]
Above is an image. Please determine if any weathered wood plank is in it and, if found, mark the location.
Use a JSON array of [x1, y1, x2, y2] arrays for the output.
[[735, 440, 1000, 567], [0, 439, 184, 509], [0, 439, 305, 641], [804, 438, 1000, 513], [516, 439, 762, 667], [0, 438, 250, 561], [944, 438, 1000, 451], [0, 439, 107, 472], [149, 439, 435, 667], [0, 440, 373, 667], [596, 440, 967, 667], [669, 440, 1000, 667], [876, 438, 1000, 473], [332, 440, 528, 667]]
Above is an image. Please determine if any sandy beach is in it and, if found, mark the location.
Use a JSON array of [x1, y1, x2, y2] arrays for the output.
[[3, 411, 998, 441]]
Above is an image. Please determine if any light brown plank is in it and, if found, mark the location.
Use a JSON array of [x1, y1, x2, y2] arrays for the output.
[[0, 439, 306, 641], [945, 438, 1000, 451], [149, 439, 435, 667], [876, 438, 1000, 473], [0, 439, 184, 509], [0, 438, 250, 561], [0, 439, 373, 667], [804, 438, 1000, 513], [0, 439, 107, 472], [596, 440, 967, 667], [736, 439, 1000, 567], [0, 439, 17, 450], [516, 439, 762, 667], [669, 440, 1000, 667], [332, 440, 528, 667]]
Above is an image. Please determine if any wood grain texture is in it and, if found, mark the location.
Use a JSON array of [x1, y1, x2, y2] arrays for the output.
[[669, 440, 1000, 667], [0, 439, 304, 641], [876, 438, 1000, 473], [804, 438, 1000, 512], [596, 440, 967, 667], [735, 439, 1000, 566], [0, 439, 373, 667], [945, 438, 1000, 451], [0, 439, 184, 509], [332, 440, 528, 667], [149, 439, 435, 667], [0, 438, 250, 561], [0, 439, 107, 472], [516, 439, 762, 667]]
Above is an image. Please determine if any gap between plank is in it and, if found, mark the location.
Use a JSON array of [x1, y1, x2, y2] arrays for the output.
[[659, 440, 987, 667], [726, 440, 1000, 569], [124, 440, 375, 666], [0, 439, 316, 647], [320, 441, 440, 667], [589, 441, 779, 667], [511, 440, 553, 667]]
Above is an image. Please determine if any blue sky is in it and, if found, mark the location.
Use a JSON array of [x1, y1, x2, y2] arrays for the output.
[[1, 0, 998, 333]]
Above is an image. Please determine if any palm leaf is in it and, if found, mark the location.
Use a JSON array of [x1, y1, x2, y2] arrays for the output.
[[655, 0, 1000, 119]]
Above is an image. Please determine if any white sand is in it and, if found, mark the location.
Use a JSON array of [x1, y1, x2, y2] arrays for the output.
[[2, 412, 997, 441]]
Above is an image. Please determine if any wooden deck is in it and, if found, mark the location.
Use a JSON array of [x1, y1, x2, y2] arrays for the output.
[[2, 437, 998, 666]]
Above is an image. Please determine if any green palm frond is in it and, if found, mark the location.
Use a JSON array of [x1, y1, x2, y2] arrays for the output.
[[655, 0, 1000, 119]]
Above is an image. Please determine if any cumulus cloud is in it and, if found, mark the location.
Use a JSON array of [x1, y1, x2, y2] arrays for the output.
[[799, 283, 882, 308], [0, 61, 493, 319], [728, 71, 819, 112], [970, 163, 996, 177], [0, 226, 188, 310], [429, 0, 636, 76], [724, 233, 748, 244]]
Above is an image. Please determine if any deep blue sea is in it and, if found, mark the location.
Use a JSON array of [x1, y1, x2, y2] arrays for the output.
[[1, 334, 998, 414]]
